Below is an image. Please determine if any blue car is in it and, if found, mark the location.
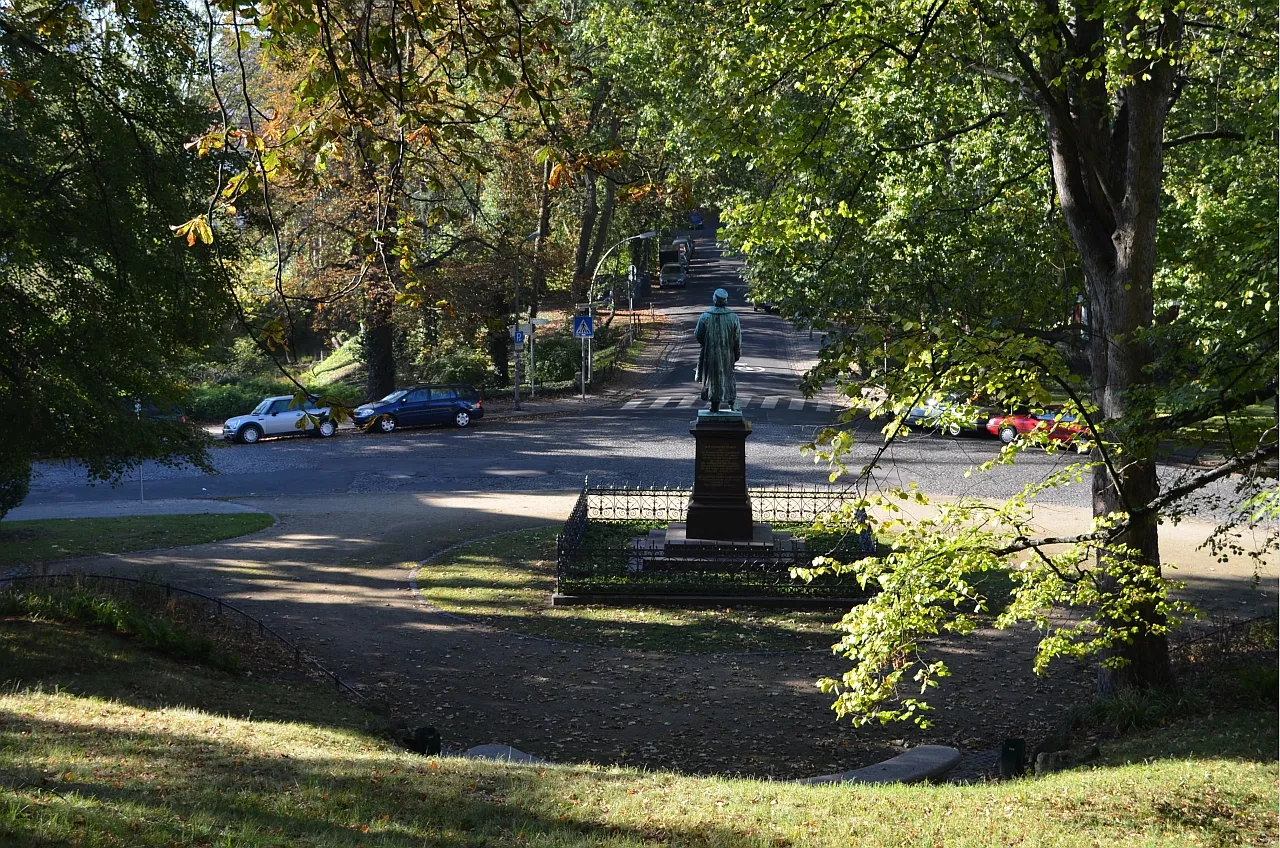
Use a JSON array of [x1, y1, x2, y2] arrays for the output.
[[689, 211, 704, 229], [353, 384, 483, 433]]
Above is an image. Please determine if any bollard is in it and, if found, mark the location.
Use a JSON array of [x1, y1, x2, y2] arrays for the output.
[[1000, 738, 1026, 779]]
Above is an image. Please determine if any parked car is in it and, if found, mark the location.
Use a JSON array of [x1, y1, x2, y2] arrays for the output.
[[689, 211, 705, 229], [659, 263, 687, 288], [354, 384, 483, 433], [222, 395, 335, 444], [673, 235, 696, 260], [906, 394, 990, 436], [985, 407, 1088, 444], [751, 298, 777, 313]]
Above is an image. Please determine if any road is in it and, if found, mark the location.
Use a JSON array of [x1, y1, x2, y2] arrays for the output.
[[19, 231, 1233, 515]]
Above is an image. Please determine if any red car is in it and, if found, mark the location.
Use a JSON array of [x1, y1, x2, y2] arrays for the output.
[[986, 408, 1088, 444]]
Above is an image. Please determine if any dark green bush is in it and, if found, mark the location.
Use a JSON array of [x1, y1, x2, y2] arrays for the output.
[[421, 349, 491, 387], [0, 452, 31, 521], [528, 333, 581, 383], [187, 379, 364, 421]]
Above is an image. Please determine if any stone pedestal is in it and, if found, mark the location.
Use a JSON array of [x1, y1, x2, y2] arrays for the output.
[[686, 412, 753, 540]]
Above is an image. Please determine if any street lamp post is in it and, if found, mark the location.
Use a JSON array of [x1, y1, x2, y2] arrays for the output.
[[511, 229, 541, 410], [584, 231, 657, 385]]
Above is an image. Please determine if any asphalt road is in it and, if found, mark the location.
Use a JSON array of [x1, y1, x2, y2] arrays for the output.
[[19, 231, 1239, 516]]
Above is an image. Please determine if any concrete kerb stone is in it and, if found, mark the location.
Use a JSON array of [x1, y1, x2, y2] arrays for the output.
[[795, 745, 963, 786]]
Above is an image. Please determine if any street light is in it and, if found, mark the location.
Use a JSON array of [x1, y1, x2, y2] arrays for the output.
[[511, 229, 542, 410], [582, 231, 658, 388], [588, 233, 660, 308]]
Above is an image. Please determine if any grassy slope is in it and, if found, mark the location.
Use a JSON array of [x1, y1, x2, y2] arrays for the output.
[[1, 619, 1275, 847], [0, 513, 276, 567]]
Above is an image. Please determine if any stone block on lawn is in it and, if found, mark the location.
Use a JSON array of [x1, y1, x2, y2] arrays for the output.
[[463, 744, 547, 765], [797, 745, 962, 786]]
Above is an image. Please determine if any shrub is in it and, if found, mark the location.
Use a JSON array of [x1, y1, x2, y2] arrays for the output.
[[528, 333, 581, 383], [0, 453, 30, 521], [421, 349, 492, 387], [186, 379, 365, 421]]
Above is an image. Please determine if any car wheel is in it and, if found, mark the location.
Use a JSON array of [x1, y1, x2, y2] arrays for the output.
[[998, 425, 1017, 444], [317, 420, 337, 438], [453, 410, 471, 428], [237, 423, 263, 444], [376, 415, 398, 434], [947, 423, 962, 437]]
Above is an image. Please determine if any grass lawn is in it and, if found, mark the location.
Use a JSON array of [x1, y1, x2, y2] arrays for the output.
[[1, 616, 1275, 847], [415, 528, 843, 652], [0, 513, 275, 566]]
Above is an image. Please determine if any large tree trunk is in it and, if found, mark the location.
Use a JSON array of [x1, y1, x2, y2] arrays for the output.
[[530, 158, 553, 318], [363, 267, 397, 401], [1041, 14, 1179, 693], [572, 170, 598, 302], [586, 176, 617, 294]]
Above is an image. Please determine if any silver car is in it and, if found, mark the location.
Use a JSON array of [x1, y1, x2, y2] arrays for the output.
[[222, 395, 337, 444]]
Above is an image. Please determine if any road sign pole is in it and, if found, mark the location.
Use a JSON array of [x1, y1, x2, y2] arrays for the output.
[[513, 335, 520, 411], [529, 328, 536, 398], [580, 337, 586, 399]]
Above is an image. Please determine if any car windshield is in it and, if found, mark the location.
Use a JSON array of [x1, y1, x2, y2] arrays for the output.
[[378, 390, 407, 403], [251, 400, 271, 415], [661, 264, 682, 274]]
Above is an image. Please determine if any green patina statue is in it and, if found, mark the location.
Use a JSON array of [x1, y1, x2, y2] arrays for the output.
[[694, 288, 741, 412]]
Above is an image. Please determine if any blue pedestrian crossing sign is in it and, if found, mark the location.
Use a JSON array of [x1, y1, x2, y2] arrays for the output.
[[572, 315, 594, 339], [514, 330, 525, 345]]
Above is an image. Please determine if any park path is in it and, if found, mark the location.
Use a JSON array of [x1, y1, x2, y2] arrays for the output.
[[40, 492, 1274, 778]]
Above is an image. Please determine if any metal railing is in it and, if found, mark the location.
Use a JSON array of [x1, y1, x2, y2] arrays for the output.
[[555, 482, 876, 599]]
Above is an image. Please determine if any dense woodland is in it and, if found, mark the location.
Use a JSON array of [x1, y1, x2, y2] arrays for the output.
[[1, 0, 1275, 715]]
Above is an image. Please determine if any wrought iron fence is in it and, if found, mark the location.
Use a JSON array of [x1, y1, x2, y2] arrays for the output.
[[555, 482, 876, 601]]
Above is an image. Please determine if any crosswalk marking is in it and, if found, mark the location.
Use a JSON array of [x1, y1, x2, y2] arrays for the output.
[[617, 395, 842, 414]]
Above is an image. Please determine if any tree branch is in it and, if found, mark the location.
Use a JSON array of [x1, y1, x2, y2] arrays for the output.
[[1163, 129, 1246, 148]]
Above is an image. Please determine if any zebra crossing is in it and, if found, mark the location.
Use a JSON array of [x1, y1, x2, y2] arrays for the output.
[[620, 394, 839, 413]]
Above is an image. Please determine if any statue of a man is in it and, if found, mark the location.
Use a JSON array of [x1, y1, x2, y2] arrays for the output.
[[694, 288, 741, 412]]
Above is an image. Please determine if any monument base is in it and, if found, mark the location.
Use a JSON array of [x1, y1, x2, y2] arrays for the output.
[[686, 414, 753, 540]]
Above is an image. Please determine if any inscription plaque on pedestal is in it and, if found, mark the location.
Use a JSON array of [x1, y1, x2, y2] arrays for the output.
[[686, 414, 753, 540]]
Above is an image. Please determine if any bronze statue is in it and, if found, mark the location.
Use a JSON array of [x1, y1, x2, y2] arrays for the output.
[[694, 288, 741, 412]]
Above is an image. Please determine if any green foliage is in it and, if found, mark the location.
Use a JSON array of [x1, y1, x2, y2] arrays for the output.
[[528, 332, 581, 383], [0, 0, 233, 482], [0, 453, 30, 523], [187, 379, 364, 421], [420, 348, 493, 387]]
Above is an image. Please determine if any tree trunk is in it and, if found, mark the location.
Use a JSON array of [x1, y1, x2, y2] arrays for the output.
[[363, 266, 396, 401], [1040, 17, 1178, 693], [530, 158, 553, 318], [586, 176, 617, 297], [572, 170, 598, 302]]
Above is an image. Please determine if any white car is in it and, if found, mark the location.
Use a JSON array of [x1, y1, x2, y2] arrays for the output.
[[222, 395, 336, 444]]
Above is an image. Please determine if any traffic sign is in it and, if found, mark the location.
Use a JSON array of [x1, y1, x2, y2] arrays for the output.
[[514, 330, 525, 345], [530, 317, 551, 326], [572, 315, 594, 339]]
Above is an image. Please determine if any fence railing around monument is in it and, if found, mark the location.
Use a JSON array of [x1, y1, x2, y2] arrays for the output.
[[555, 483, 876, 601]]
